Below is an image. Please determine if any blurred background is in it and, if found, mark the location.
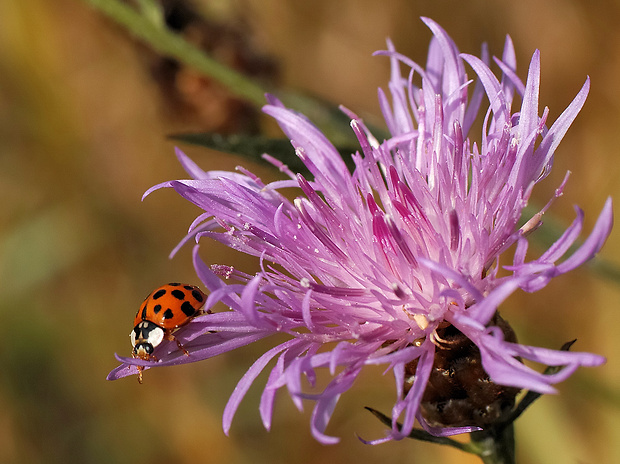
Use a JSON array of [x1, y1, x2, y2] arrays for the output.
[[1, 0, 619, 463]]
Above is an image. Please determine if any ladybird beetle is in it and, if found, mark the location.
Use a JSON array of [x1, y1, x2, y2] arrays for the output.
[[130, 283, 207, 383]]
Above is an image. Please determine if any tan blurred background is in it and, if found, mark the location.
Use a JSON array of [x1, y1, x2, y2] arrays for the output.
[[1, 0, 618, 463]]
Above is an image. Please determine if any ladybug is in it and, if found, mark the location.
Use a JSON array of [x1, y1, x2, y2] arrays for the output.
[[130, 283, 207, 383]]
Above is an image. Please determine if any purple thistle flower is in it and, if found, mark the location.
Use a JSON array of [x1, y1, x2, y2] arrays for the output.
[[108, 18, 612, 444]]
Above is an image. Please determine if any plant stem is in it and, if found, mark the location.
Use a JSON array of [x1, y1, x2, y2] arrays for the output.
[[82, 0, 357, 144], [469, 423, 516, 464], [83, 0, 268, 106]]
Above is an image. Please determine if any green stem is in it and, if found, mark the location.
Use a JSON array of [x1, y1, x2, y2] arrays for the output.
[[83, 0, 356, 144], [469, 423, 516, 464], [84, 0, 268, 106]]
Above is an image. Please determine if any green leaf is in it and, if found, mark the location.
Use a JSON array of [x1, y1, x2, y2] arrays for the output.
[[364, 407, 476, 453], [169, 132, 358, 176]]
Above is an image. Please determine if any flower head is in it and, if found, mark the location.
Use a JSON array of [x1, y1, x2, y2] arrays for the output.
[[108, 18, 612, 444]]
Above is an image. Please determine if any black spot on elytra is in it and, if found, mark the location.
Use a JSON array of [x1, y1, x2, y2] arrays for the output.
[[184, 285, 193, 290], [153, 304, 162, 314], [140, 305, 147, 320], [191, 289, 204, 302], [163, 308, 174, 319], [169, 282, 180, 286], [171, 289, 185, 300], [181, 301, 195, 317], [153, 289, 166, 300]]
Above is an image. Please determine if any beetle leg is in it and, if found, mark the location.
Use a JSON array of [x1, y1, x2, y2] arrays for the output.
[[165, 331, 190, 356]]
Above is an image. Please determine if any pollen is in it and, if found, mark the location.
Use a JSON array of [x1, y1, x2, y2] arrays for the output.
[[413, 314, 429, 331]]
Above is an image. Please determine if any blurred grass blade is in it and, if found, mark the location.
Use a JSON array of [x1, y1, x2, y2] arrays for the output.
[[134, 0, 165, 28], [588, 257, 620, 283], [83, 0, 357, 143], [84, 0, 267, 106], [0, 201, 106, 298]]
